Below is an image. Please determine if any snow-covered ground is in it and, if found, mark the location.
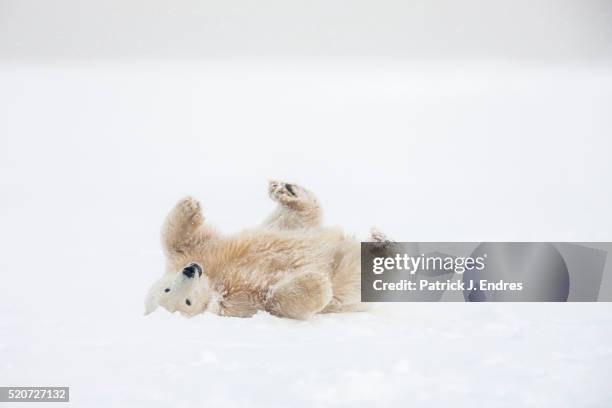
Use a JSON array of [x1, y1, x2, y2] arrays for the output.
[[1, 62, 612, 407]]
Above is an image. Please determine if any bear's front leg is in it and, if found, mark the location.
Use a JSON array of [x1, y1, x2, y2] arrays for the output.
[[161, 196, 214, 259], [263, 180, 322, 230], [265, 271, 333, 320]]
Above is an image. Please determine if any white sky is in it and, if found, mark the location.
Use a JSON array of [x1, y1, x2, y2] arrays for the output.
[[1, 0, 611, 61]]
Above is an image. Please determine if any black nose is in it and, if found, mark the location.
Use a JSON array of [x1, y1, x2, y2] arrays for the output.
[[285, 183, 296, 197], [182, 263, 202, 279]]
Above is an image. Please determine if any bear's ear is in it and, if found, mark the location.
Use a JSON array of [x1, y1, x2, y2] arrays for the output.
[[144, 296, 158, 316], [144, 282, 161, 316]]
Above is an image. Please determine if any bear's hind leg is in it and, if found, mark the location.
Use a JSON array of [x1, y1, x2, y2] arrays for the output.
[[265, 271, 333, 320], [322, 239, 369, 314]]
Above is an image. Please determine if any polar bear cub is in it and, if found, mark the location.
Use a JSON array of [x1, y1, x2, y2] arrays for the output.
[[144, 181, 366, 320]]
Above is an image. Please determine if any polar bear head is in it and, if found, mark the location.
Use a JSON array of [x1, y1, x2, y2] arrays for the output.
[[144, 263, 217, 317]]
